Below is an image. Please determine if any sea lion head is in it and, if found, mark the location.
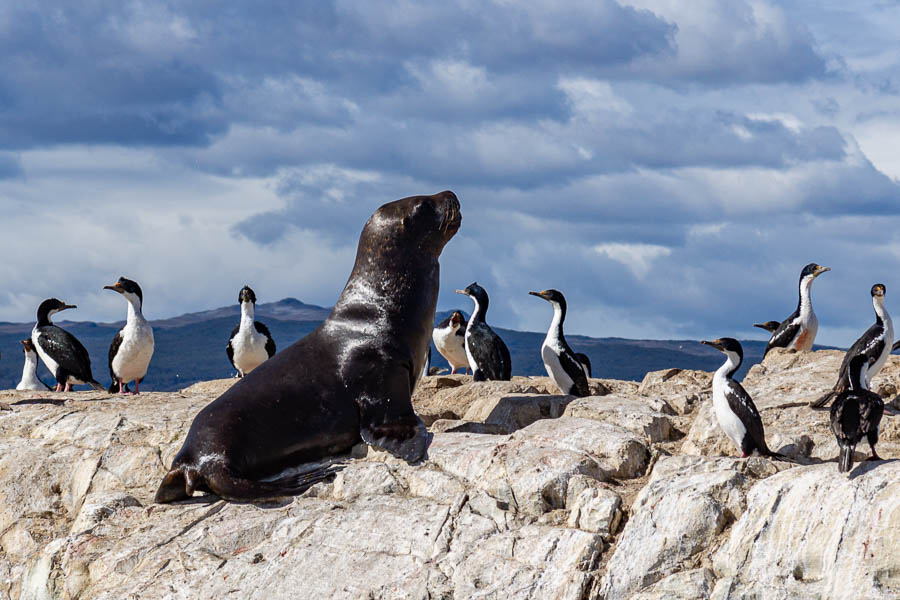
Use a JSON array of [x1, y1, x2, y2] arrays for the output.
[[360, 190, 461, 258]]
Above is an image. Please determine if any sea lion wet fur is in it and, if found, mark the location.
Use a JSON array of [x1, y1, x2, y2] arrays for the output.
[[155, 191, 462, 502]]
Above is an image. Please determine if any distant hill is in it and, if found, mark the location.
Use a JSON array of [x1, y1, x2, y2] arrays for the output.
[[0, 300, 831, 392]]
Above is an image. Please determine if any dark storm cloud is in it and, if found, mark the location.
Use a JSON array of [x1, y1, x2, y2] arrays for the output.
[[0, 0, 830, 153]]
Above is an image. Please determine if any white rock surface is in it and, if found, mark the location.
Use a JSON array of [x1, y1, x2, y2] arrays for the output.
[[1, 351, 899, 599]]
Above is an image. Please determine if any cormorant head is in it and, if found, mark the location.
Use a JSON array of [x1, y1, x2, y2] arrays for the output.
[[21, 339, 36, 353], [104, 277, 144, 306], [528, 289, 566, 305], [701, 337, 743, 362], [36, 298, 76, 322], [238, 286, 257, 305], [753, 321, 781, 333], [800, 263, 830, 280], [450, 310, 465, 329], [871, 283, 886, 299], [456, 282, 486, 302]]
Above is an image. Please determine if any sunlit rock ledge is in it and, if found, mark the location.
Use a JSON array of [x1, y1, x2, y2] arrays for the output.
[[1, 349, 898, 599]]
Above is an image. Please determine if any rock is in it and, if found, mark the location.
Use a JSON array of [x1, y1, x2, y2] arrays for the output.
[[563, 394, 675, 443], [1, 351, 899, 598], [425, 418, 649, 517], [638, 368, 712, 415], [429, 419, 510, 434], [70, 491, 142, 534], [597, 455, 782, 598], [412, 380, 541, 426], [521, 375, 612, 397], [564, 475, 622, 539], [629, 568, 717, 600], [712, 461, 900, 599], [461, 392, 573, 433]]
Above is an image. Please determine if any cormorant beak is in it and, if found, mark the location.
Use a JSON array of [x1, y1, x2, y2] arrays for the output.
[[104, 283, 124, 293], [454, 289, 467, 296], [701, 339, 724, 351], [875, 287, 885, 298], [815, 266, 830, 276], [61, 304, 77, 311]]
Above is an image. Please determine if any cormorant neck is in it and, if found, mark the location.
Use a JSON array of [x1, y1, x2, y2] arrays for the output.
[[470, 294, 488, 324], [848, 364, 867, 392], [23, 351, 38, 371], [716, 350, 742, 380], [37, 309, 52, 327], [126, 297, 145, 322], [548, 301, 566, 343], [798, 275, 815, 315], [240, 301, 255, 328], [873, 296, 890, 328]]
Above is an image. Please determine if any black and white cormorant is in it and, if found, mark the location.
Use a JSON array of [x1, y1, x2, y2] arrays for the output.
[[753, 321, 782, 334], [227, 286, 276, 377], [31, 298, 103, 392], [432, 310, 469, 374], [16, 339, 51, 391], [830, 354, 884, 473], [701, 337, 791, 460], [105, 277, 155, 394], [764, 263, 830, 356], [812, 283, 893, 408], [529, 289, 589, 397], [455, 282, 511, 381]]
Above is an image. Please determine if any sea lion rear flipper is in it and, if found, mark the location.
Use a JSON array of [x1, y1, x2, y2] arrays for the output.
[[358, 369, 428, 463], [155, 462, 343, 503]]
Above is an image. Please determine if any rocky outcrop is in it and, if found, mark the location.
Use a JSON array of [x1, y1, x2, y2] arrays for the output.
[[0, 351, 898, 599]]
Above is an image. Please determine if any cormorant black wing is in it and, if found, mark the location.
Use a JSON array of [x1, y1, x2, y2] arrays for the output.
[[37, 326, 95, 382], [108, 329, 125, 391], [858, 390, 884, 437], [254, 321, 276, 357], [226, 324, 240, 369], [559, 347, 589, 396], [837, 323, 886, 383], [764, 310, 800, 356], [830, 393, 861, 445], [812, 322, 887, 409], [468, 324, 511, 381], [725, 379, 768, 452], [574, 352, 592, 378]]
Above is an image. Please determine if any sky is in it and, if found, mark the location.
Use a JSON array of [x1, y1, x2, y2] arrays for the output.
[[1, 0, 899, 347]]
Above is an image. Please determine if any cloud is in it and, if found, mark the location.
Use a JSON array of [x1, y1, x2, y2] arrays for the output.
[[0, 0, 897, 356]]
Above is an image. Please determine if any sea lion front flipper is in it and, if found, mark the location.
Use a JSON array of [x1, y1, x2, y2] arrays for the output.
[[358, 367, 428, 463]]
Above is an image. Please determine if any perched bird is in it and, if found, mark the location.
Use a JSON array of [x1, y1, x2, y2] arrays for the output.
[[227, 286, 276, 377], [764, 263, 830, 356], [105, 277, 155, 394], [753, 321, 782, 333], [432, 311, 469, 374], [811, 284, 894, 409], [701, 337, 791, 460], [529, 289, 589, 397], [31, 298, 103, 392], [455, 282, 511, 381], [830, 354, 884, 473], [16, 339, 51, 391], [574, 352, 592, 379]]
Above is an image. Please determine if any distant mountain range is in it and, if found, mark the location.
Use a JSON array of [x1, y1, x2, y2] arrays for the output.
[[0, 298, 829, 392]]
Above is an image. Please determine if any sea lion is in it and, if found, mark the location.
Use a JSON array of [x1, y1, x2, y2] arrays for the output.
[[155, 191, 461, 502]]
